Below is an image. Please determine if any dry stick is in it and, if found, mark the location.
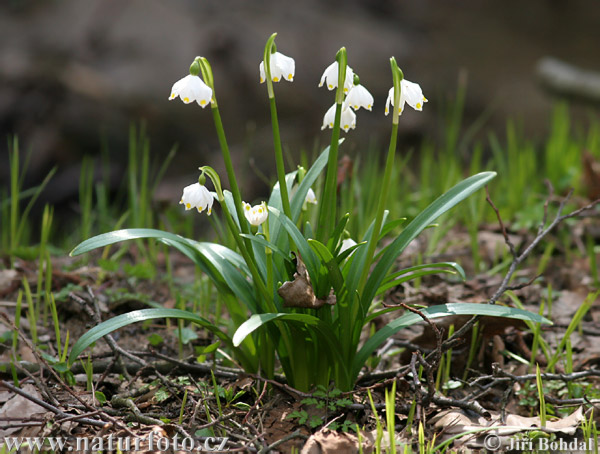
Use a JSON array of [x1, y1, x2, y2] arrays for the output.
[[0, 379, 106, 428], [10, 353, 61, 407], [441, 189, 600, 355], [0, 313, 61, 407], [369, 189, 600, 413], [258, 430, 308, 454], [243, 380, 268, 424], [1, 312, 136, 435], [74, 287, 184, 404]]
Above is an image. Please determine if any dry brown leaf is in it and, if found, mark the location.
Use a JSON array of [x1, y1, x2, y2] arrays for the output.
[[0, 384, 50, 436], [301, 428, 374, 454], [278, 256, 335, 309], [431, 407, 585, 449]]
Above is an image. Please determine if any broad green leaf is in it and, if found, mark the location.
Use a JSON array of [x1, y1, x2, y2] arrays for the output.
[[68, 309, 241, 367], [233, 313, 321, 346], [377, 262, 466, 295], [362, 172, 496, 314], [353, 302, 551, 380], [381, 262, 466, 285], [70, 228, 192, 256]]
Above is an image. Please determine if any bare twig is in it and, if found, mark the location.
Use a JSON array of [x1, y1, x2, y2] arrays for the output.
[[0, 379, 107, 428], [442, 190, 600, 358]]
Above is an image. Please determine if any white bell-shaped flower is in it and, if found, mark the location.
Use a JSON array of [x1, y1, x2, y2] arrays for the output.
[[243, 201, 269, 226], [321, 104, 356, 132], [319, 62, 354, 93], [260, 52, 295, 83], [344, 84, 374, 111], [180, 183, 215, 215], [169, 75, 212, 108], [385, 79, 427, 116], [305, 188, 317, 205]]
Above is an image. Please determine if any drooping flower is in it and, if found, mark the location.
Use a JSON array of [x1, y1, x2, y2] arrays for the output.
[[385, 79, 427, 116], [319, 62, 354, 93], [180, 182, 216, 215], [169, 75, 212, 107], [321, 104, 356, 132], [344, 84, 374, 111], [243, 201, 269, 226], [305, 188, 318, 205], [260, 52, 295, 83]]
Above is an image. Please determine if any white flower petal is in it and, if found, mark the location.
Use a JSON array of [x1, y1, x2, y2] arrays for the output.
[[259, 61, 266, 83], [321, 104, 337, 130], [340, 238, 357, 253], [319, 61, 354, 91], [169, 74, 212, 108], [243, 201, 269, 226], [305, 188, 317, 205], [260, 52, 295, 83], [340, 107, 356, 132], [384, 79, 426, 115], [180, 182, 215, 215], [344, 84, 374, 111], [322, 104, 356, 132], [401, 79, 426, 110]]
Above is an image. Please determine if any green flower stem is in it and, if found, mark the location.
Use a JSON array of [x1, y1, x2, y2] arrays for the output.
[[317, 48, 347, 242], [269, 97, 292, 218], [317, 103, 342, 242], [357, 58, 402, 294], [263, 33, 292, 219], [220, 199, 270, 305], [263, 219, 274, 298], [210, 105, 255, 251]]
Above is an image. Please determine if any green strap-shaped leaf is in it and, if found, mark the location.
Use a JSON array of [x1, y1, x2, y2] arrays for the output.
[[68, 308, 250, 367], [352, 302, 551, 380], [362, 172, 496, 315]]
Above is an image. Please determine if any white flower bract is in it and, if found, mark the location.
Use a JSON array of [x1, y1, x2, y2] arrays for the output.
[[243, 201, 269, 226], [319, 62, 354, 93], [305, 188, 317, 205], [385, 79, 427, 116], [260, 52, 295, 83], [180, 182, 215, 215], [169, 74, 212, 107], [344, 84, 374, 111], [340, 238, 357, 253], [321, 104, 356, 133]]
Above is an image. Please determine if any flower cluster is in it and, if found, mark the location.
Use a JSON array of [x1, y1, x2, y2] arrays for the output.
[[319, 61, 374, 133], [171, 45, 426, 220]]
